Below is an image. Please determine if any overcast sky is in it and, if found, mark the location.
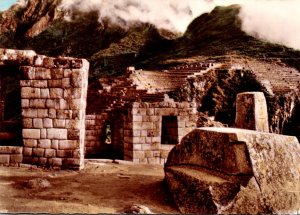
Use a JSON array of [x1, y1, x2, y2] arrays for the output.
[[0, 0, 17, 11]]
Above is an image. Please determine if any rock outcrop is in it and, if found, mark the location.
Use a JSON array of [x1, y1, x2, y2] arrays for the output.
[[170, 63, 300, 140], [164, 127, 300, 214]]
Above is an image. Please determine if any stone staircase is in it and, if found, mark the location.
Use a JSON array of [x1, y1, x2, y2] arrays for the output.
[[85, 58, 300, 117], [130, 62, 220, 93], [86, 62, 222, 116]]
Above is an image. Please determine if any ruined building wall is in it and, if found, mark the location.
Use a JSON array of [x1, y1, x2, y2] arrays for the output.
[[123, 101, 197, 164], [21, 63, 88, 169], [0, 146, 23, 166], [0, 49, 89, 169], [84, 111, 125, 159], [85, 113, 109, 158], [84, 66, 207, 162]]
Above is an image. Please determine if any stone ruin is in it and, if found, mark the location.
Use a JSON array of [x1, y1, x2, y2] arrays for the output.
[[235, 92, 269, 132], [84, 65, 217, 163], [0, 49, 88, 169], [0, 46, 299, 185], [0, 49, 215, 168], [164, 92, 300, 214], [0, 48, 299, 213]]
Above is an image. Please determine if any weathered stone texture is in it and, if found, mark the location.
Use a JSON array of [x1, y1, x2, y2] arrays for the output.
[[0, 155, 10, 164], [22, 129, 41, 139], [84, 114, 108, 157], [0, 146, 23, 166], [235, 92, 269, 132], [122, 101, 197, 164], [0, 48, 89, 170], [165, 127, 300, 214]]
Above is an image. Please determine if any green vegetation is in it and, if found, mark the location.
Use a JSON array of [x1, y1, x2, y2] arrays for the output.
[[1, 2, 300, 77], [137, 5, 300, 71]]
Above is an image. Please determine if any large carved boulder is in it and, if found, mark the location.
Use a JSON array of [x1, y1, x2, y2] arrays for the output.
[[164, 127, 300, 214]]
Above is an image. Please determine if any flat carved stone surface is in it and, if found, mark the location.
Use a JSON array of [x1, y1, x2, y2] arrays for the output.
[[165, 127, 300, 214]]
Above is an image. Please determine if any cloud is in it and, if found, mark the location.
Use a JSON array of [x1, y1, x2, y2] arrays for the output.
[[16, 0, 29, 7], [59, 0, 300, 50], [238, 0, 300, 50], [59, 0, 217, 32]]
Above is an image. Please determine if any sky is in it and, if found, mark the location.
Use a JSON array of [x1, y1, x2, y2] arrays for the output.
[[0, 0, 17, 11]]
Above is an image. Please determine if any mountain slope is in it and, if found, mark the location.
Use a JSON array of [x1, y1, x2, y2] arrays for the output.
[[1, 1, 300, 76], [0, 0, 177, 78], [0, 1, 300, 139], [136, 5, 300, 72]]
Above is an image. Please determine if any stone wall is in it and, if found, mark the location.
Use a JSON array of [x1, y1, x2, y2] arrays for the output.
[[124, 101, 197, 164], [85, 113, 109, 157], [0, 146, 23, 166], [0, 49, 89, 170], [20, 63, 88, 169], [85, 112, 124, 159]]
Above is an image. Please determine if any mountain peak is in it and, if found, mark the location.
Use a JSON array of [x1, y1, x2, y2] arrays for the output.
[[1, 2, 300, 77]]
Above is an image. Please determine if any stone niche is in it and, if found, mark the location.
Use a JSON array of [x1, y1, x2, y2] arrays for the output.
[[0, 49, 89, 170], [164, 127, 300, 214]]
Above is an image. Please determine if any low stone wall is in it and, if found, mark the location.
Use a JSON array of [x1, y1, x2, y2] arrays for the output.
[[0, 146, 23, 166]]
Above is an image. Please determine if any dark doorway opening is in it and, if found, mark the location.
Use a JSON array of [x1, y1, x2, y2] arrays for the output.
[[102, 118, 124, 160], [0, 66, 22, 146], [101, 123, 114, 159], [161, 116, 178, 145]]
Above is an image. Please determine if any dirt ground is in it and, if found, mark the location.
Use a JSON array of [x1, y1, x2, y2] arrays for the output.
[[0, 160, 179, 214]]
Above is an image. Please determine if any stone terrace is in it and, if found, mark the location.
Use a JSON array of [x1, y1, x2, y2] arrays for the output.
[[131, 63, 221, 93], [86, 62, 221, 115], [86, 59, 300, 161], [231, 58, 300, 95]]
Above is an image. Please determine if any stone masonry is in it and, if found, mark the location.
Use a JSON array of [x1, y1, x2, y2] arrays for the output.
[[124, 101, 197, 164], [0, 49, 89, 169], [85, 113, 109, 157], [3, 48, 296, 170], [0, 146, 23, 167], [235, 92, 269, 132], [85, 67, 201, 164]]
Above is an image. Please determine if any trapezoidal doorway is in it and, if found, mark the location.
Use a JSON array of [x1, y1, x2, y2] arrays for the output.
[[161, 116, 179, 145], [0, 66, 22, 146]]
